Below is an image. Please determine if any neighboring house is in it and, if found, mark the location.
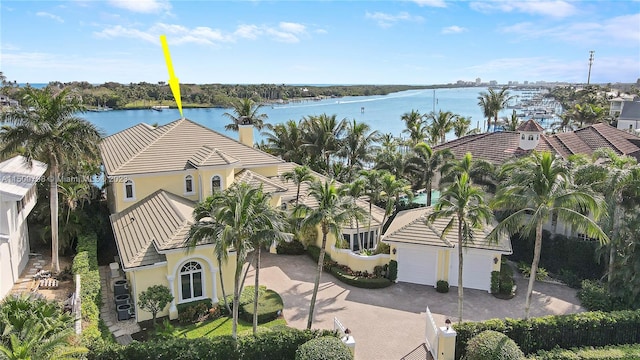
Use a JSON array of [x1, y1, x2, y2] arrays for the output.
[[383, 207, 511, 292], [99, 118, 386, 322], [615, 101, 640, 132], [0, 156, 47, 299], [0, 95, 19, 109]]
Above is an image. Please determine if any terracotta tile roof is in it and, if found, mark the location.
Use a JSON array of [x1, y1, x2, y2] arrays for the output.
[[110, 190, 199, 270], [435, 123, 640, 164], [0, 156, 47, 199], [517, 119, 544, 132], [434, 131, 522, 164], [382, 207, 512, 253], [100, 118, 283, 176]]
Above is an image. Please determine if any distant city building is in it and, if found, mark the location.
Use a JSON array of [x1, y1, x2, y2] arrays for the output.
[[524, 81, 529, 85], [475, 78, 481, 85], [489, 80, 498, 86]]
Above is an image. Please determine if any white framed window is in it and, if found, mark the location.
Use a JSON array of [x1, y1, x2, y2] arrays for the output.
[[528, 135, 534, 141], [211, 175, 222, 194], [179, 261, 204, 302], [124, 180, 135, 201], [184, 175, 194, 194], [521, 134, 525, 140]]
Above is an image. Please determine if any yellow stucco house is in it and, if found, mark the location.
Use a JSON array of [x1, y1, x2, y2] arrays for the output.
[[99, 118, 388, 322]]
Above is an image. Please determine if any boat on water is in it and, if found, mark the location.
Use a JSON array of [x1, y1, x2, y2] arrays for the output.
[[88, 106, 113, 112], [151, 105, 170, 111]]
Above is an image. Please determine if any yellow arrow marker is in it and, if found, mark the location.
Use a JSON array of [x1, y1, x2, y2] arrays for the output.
[[160, 35, 184, 119]]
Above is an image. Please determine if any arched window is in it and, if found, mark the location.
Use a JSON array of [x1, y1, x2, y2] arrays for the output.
[[521, 134, 525, 140], [536, 134, 539, 140], [528, 135, 534, 141], [124, 180, 135, 200], [180, 261, 203, 301], [185, 175, 194, 194], [211, 175, 222, 194]]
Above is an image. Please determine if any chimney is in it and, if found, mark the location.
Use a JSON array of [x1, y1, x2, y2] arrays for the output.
[[238, 116, 254, 147]]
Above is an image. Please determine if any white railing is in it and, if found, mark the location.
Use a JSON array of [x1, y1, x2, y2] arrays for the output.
[[334, 317, 356, 356], [334, 317, 346, 335], [425, 307, 438, 359], [74, 274, 81, 335]]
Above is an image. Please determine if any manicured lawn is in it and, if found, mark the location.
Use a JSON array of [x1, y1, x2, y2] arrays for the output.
[[173, 316, 288, 339]]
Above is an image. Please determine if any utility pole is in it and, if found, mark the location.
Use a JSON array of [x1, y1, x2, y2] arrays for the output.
[[587, 50, 595, 85]]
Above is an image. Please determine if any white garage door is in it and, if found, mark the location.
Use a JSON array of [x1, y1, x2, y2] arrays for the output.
[[396, 247, 438, 286], [448, 251, 492, 291]]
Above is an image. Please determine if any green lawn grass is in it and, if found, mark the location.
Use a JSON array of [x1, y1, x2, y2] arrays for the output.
[[173, 316, 288, 339]]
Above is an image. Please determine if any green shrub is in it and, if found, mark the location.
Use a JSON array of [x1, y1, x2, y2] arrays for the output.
[[373, 265, 384, 278], [387, 260, 398, 281], [518, 262, 548, 281], [373, 242, 390, 255], [277, 240, 306, 255], [436, 280, 449, 293], [454, 310, 640, 359], [178, 300, 213, 324], [465, 330, 525, 360], [577, 280, 612, 311], [491, 271, 501, 294], [532, 344, 640, 360], [329, 266, 393, 289], [239, 328, 338, 360], [240, 289, 284, 324], [557, 269, 582, 289], [295, 336, 353, 360]]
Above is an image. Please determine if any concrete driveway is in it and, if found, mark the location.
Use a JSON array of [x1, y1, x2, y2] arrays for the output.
[[245, 253, 584, 360]]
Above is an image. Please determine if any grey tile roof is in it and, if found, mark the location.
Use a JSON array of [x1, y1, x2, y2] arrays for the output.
[[0, 156, 47, 199], [382, 207, 512, 253], [100, 118, 283, 176], [619, 101, 640, 121]]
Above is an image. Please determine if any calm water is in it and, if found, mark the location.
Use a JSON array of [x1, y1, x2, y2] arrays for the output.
[[83, 87, 519, 140]]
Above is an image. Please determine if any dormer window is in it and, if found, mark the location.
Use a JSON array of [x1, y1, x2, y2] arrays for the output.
[[124, 180, 135, 200], [521, 134, 525, 140], [185, 175, 194, 194], [211, 175, 222, 194], [528, 135, 534, 141]]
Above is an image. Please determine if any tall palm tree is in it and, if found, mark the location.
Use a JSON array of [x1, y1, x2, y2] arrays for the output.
[[261, 119, 305, 163], [408, 143, 453, 206], [440, 153, 497, 193], [341, 178, 368, 250], [294, 179, 356, 329], [360, 169, 384, 237], [490, 151, 608, 318], [591, 149, 640, 287], [378, 172, 411, 242], [427, 171, 492, 323], [477, 87, 513, 132], [503, 110, 520, 131], [339, 119, 379, 171], [453, 116, 473, 138], [375, 148, 413, 181], [402, 113, 430, 146], [0, 87, 102, 273], [282, 165, 315, 206], [57, 182, 91, 224], [427, 110, 457, 145], [188, 183, 286, 339], [223, 98, 268, 132], [301, 114, 347, 174]]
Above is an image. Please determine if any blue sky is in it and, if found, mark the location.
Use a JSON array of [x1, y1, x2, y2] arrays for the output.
[[2, 0, 639, 85]]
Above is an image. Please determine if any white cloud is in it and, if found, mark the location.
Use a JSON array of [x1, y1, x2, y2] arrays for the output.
[[107, 0, 171, 14], [94, 21, 313, 45], [365, 11, 424, 28], [500, 13, 640, 45], [470, 1, 576, 18], [442, 25, 466, 34], [412, 0, 446, 7], [36, 11, 64, 23], [315, 28, 328, 35]]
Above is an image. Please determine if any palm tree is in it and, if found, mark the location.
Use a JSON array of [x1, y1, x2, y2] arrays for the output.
[[427, 110, 457, 145], [477, 87, 513, 132], [453, 116, 473, 138], [261, 119, 305, 163], [188, 183, 286, 339], [301, 114, 347, 174], [339, 119, 379, 171], [361, 169, 384, 237], [223, 98, 268, 132], [490, 151, 608, 318], [591, 149, 640, 287], [427, 171, 492, 323], [503, 110, 520, 131], [408, 143, 453, 206], [0, 322, 86, 360], [0, 87, 102, 273], [57, 182, 91, 224], [402, 113, 430, 146], [378, 172, 411, 242], [440, 152, 497, 193], [341, 178, 368, 251], [294, 179, 356, 329], [375, 148, 413, 181], [282, 165, 315, 206]]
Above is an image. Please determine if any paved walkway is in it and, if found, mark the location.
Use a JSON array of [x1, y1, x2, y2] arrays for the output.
[[98, 266, 139, 345], [246, 253, 584, 360]]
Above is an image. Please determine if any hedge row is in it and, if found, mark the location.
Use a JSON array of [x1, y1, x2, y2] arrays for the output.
[[72, 231, 105, 346], [530, 344, 640, 360], [295, 336, 352, 360], [454, 310, 640, 359], [329, 267, 393, 289], [277, 240, 306, 255], [88, 328, 339, 360]]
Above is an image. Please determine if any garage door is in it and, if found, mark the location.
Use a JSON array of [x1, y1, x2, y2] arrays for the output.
[[396, 247, 437, 286], [448, 251, 492, 291]]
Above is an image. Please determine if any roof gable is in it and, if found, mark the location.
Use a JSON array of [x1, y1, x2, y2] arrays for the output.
[[0, 156, 47, 199], [518, 119, 544, 132], [619, 101, 640, 121]]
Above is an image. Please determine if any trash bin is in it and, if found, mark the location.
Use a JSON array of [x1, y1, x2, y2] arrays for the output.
[[115, 294, 130, 306], [114, 280, 128, 296], [117, 304, 133, 321], [109, 262, 120, 278]]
